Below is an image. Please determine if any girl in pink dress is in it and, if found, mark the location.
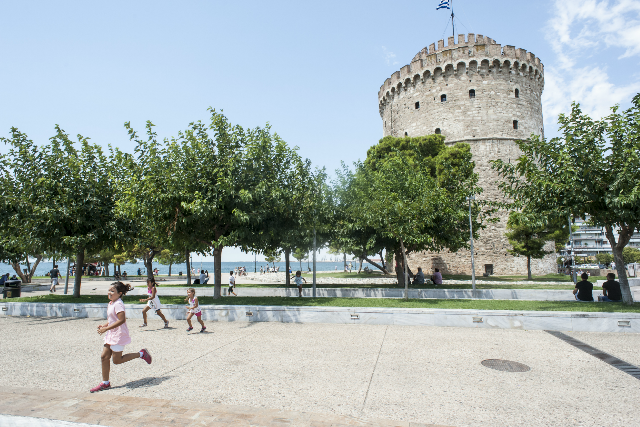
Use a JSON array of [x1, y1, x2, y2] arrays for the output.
[[91, 282, 152, 392]]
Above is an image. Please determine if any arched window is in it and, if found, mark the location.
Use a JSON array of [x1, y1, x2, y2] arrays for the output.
[[515, 88, 519, 98], [435, 128, 441, 134], [513, 120, 518, 130], [415, 102, 420, 109], [404, 132, 408, 137], [440, 94, 447, 102], [469, 89, 475, 99]]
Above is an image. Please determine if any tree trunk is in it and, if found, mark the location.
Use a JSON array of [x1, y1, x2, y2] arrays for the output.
[[186, 249, 191, 286], [400, 238, 409, 300], [527, 255, 532, 280], [73, 249, 84, 298], [118, 264, 121, 274], [605, 225, 634, 304], [343, 253, 346, 271], [364, 256, 389, 274], [105, 263, 110, 277], [379, 251, 386, 270], [213, 246, 222, 299], [11, 255, 43, 284], [144, 256, 154, 281], [168, 263, 172, 276], [285, 248, 291, 286]]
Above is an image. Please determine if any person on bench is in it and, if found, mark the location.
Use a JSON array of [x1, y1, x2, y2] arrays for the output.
[[573, 273, 594, 302], [601, 273, 622, 302]]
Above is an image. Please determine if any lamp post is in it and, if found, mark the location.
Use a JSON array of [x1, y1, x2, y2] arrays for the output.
[[313, 226, 317, 297], [467, 196, 476, 291], [568, 215, 576, 284]]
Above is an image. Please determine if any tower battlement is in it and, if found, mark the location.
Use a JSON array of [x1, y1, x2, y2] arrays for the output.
[[379, 34, 544, 103]]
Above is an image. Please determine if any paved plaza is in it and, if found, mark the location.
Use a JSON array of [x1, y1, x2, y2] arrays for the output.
[[0, 316, 639, 426]]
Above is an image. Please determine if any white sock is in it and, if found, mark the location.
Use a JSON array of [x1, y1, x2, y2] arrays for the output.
[[139, 351, 144, 358], [102, 380, 110, 385]]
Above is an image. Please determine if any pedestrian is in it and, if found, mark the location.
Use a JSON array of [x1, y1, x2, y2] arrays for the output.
[[573, 273, 594, 302], [228, 271, 237, 296], [49, 264, 61, 293], [292, 270, 306, 297], [432, 268, 443, 285], [184, 288, 206, 332], [91, 281, 152, 392], [600, 273, 622, 302], [139, 278, 170, 328]]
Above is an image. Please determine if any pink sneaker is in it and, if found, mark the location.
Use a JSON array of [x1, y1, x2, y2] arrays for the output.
[[140, 348, 152, 364], [90, 382, 111, 393]]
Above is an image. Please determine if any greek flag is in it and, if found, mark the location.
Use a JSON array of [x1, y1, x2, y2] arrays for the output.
[[436, 0, 450, 10]]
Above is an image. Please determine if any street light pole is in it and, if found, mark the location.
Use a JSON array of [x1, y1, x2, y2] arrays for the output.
[[467, 196, 476, 291], [568, 215, 576, 284], [313, 226, 317, 297], [64, 258, 71, 295]]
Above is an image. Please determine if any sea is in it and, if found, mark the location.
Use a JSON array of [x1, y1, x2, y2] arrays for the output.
[[1, 260, 359, 277]]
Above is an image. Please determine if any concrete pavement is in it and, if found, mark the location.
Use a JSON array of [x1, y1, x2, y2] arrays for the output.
[[0, 316, 639, 426]]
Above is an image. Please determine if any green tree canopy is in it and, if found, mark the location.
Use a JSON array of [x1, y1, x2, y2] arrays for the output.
[[492, 94, 640, 303]]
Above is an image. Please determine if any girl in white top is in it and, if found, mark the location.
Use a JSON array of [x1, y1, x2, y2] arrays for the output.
[[228, 271, 237, 296], [139, 278, 169, 328], [184, 288, 206, 333]]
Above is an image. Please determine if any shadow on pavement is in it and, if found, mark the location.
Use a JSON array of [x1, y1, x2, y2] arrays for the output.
[[114, 375, 173, 391]]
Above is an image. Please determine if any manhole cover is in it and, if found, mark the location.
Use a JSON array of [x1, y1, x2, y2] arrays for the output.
[[481, 359, 530, 372]]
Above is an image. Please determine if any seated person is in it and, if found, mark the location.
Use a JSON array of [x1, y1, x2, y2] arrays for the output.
[[432, 268, 443, 285], [601, 273, 622, 302], [10, 274, 18, 280], [122, 271, 128, 279], [573, 273, 594, 301], [0, 273, 8, 286], [413, 267, 425, 285]]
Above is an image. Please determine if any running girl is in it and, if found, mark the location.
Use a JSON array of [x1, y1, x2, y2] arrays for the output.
[[292, 270, 306, 297], [228, 271, 237, 296], [184, 288, 206, 332], [92, 281, 152, 392], [139, 278, 169, 328]]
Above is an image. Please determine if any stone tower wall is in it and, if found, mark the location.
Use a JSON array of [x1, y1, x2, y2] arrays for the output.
[[378, 33, 556, 276]]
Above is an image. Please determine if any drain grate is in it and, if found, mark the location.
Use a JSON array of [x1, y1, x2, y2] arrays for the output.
[[481, 359, 531, 372]]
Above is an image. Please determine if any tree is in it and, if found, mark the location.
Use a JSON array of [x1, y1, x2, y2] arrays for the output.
[[354, 145, 485, 298], [595, 253, 614, 266], [623, 247, 640, 265], [505, 211, 567, 280], [292, 247, 307, 271], [157, 249, 186, 276], [1, 126, 127, 296], [492, 94, 640, 303], [86, 249, 116, 277], [344, 135, 489, 288]]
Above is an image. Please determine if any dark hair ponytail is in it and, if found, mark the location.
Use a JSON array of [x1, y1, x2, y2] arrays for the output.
[[111, 281, 133, 296], [147, 277, 157, 287]]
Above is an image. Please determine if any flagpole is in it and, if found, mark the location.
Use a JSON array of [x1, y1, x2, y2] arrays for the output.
[[451, 0, 455, 38]]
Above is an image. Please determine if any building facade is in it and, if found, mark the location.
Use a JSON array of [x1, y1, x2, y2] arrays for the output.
[[378, 33, 556, 276]]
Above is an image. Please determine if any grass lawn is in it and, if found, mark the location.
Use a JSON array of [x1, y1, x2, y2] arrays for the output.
[[6, 294, 640, 313], [157, 282, 576, 290]]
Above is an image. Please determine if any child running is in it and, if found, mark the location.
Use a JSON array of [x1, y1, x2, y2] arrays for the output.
[[139, 278, 169, 328], [292, 270, 306, 297], [184, 288, 206, 332], [228, 271, 237, 296], [92, 281, 152, 392]]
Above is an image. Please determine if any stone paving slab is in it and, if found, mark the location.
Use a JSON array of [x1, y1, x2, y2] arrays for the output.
[[0, 317, 639, 426], [0, 386, 444, 426]]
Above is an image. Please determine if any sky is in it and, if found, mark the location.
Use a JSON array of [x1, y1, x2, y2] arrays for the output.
[[1, 0, 638, 262]]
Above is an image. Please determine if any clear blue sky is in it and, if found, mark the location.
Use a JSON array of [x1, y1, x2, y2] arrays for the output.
[[1, 0, 638, 261]]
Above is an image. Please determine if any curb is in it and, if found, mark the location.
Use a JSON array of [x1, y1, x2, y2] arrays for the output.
[[1, 301, 639, 333]]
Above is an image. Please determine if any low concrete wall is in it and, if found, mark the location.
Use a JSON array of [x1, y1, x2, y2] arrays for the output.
[[149, 287, 587, 301], [1, 302, 638, 333]]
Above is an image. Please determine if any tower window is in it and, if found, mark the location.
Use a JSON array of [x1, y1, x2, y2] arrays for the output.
[[435, 128, 441, 134], [415, 102, 420, 109], [440, 94, 447, 102], [404, 132, 408, 137], [513, 120, 518, 130], [515, 88, 519, 98], [469, 89, 475, 99], [384, 121, 386, 127]]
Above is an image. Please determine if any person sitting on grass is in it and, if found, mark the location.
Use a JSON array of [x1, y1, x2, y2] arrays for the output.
[[601, 273, 622, 302], [573, 273, 594, 302], [432, 268, 442, 285], [413, 267, 425, 285], [292, 270, 307, 297]]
